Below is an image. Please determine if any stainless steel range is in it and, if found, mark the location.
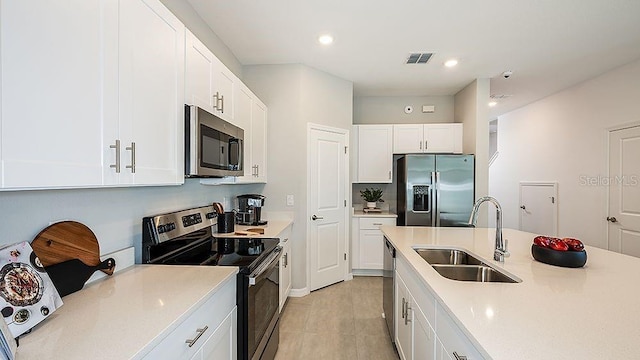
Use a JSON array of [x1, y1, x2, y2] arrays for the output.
[[142, 205, 281, 360]]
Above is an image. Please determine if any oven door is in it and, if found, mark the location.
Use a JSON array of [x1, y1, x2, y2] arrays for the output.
[[247, 246, 281, 360]]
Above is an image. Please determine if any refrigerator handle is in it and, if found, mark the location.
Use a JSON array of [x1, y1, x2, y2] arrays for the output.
[[435, 171, 441, 226], [431, 172, 437, 226]]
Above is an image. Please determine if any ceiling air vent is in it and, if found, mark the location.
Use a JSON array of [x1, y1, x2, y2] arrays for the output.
[[406, 53, 433, 64]]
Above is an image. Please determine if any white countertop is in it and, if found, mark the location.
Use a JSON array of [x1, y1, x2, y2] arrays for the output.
[[381, 226, 640, 360], [215, 219, 293, 238], [16, 265, 238, 359], [352, 210, 397, 218]]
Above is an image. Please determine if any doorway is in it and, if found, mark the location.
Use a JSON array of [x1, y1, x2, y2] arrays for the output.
[[608, 125, 640, 257], [519, 182, 558, 236], [307, 124, 349, 291]]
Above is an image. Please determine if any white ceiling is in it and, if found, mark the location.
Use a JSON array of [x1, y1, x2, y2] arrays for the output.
[[187, 0, 640, 118]]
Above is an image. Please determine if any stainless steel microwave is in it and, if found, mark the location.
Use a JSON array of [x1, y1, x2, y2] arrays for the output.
[[185, 105, 243, 177]]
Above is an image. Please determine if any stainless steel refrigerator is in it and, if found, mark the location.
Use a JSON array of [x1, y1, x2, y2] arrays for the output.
[[397, 154, 475, 227]]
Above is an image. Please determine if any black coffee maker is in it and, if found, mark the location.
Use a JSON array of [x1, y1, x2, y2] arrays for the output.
[[236, 194, 267, 225]]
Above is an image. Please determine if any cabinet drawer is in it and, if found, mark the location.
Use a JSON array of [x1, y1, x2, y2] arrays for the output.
[[142, 278, 236, 359], [436, 303, 485, 360], [359, 217, 396, 230]]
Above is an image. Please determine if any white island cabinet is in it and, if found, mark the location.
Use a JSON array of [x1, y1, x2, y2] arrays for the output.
[[0, 0, 184, 190], [15, 266, 238, 360]]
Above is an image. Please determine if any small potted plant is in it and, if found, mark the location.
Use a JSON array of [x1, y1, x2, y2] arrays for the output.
[[360, 187, 384, 209]]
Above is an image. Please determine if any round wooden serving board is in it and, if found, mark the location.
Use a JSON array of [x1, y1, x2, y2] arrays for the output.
[[31, 221, 114, 275]]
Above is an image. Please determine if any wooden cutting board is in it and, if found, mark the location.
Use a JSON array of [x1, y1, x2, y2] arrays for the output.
[[31, 221, 114, 275]]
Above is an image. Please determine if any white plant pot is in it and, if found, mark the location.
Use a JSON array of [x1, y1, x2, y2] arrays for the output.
[[366, 202, 377, 209]]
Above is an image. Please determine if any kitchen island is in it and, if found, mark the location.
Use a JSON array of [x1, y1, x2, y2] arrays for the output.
[[382, 226, 640, 360], [16, 265, 238, 359]]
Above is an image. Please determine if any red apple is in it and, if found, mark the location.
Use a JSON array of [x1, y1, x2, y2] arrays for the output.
[[562, 238, 585, 252], [549, 238, 569, 251], [533, 236, 551, 248]]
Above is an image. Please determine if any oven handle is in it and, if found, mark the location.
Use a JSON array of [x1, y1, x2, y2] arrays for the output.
[[248, 246, 282, 286]]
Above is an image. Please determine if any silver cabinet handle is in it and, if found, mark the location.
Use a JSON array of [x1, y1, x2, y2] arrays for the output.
[[284, 253, 288, 267], [401, 298, 405, 319], [419, 140, 422, 150], [220, 94, 224, 113], [373, 223, 383, 226], [424, 140, 428, 149], [607, 216, 618, 223], [388, 170, 391, 180], [109, 139, 121, 173], [256, 164, 259, 177], [311, 215, 323, 221], [453, 352, 467, 360], [405, 302, 411, 325], [213, 92, 219, 110], [185, 326, 208, 347], [125, 142, 136, 173]]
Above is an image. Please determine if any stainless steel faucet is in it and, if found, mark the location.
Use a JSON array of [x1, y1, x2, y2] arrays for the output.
[[468, 196, 510, 262]]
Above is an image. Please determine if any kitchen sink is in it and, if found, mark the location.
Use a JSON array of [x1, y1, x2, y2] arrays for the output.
[[413, 247, 521, 283], [414, 248, 484, 265], [431, 265, 519, 283]]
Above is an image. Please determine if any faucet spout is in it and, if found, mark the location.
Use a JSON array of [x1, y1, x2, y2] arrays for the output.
[[468, 196, 509, 262]]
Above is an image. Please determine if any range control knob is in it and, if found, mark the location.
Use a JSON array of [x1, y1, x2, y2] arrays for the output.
[[157, 225, 166, 233]]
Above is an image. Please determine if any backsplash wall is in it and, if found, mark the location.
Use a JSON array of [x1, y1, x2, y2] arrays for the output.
[[0, 180, 263, 262]]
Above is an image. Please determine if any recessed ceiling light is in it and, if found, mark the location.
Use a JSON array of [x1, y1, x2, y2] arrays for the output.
[[488, 101, 498, 107], [444, 59, 458, 67], [318, 34, 334, 45]]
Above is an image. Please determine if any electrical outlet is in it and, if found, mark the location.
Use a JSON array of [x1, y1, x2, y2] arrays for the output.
[[286, 195, 294, 207]]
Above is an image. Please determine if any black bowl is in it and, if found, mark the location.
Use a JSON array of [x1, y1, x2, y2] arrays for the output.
[[531, 244, 587, 268]]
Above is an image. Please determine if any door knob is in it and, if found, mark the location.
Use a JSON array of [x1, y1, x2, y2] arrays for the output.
[[520, 205, 526, 210], [607, 216, 618, 223], [311, 215, 324, 221]]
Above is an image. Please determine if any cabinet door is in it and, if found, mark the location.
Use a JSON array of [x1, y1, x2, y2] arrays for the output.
[[119, 0, 185, 185], [436, 304, 484, 360], [193, 307, 237, 360], [357, 125, 393, 183], [395, 274, 413, 360], [393, 124, 424, 154], [212, 57, 235, 121], [424, 124, 462, 154], [251, 99, 267, 182], [414, 302, 437, 360], [358, 230, 384, 269], [185, 30, 216, 113], [279, 240, 292, 311], [0, 0, 117, 189]]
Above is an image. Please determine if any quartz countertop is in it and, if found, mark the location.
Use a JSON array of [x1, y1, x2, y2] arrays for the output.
[[215, 219, 293, 238], [352, 210, 397, 218], [16, 265, 238, 359], [381, 226, 640, 360]]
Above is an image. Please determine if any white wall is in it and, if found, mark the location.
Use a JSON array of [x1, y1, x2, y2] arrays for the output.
[[489, 59, 640, 249], [160, 0, 243, 78], [353, 96, 454, 124], [242, 64, 353, 291], [0, 181, 263, 261], [455, 79, 490, 226]]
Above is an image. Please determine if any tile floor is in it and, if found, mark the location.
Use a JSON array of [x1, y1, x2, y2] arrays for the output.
[[275, 276, 399, 360]]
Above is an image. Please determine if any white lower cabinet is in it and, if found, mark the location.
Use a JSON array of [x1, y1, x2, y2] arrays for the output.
[[395, 256, 484, 360], [143, 277, 236, 359], [191, 307, 237, 360], [352, 217, 396, 271], [279, 225, 293, 311]]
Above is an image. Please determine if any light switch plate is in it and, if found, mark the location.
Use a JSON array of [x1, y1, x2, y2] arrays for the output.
[[286, 195, 294, 206]]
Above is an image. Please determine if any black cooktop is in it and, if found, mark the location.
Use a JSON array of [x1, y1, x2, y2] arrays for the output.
[[151, 236, 279, 274]]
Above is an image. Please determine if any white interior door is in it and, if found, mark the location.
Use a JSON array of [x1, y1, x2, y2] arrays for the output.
[[308, 124, 348, 291], [519, 182, 558, 236], [608, 126, 640, 257]]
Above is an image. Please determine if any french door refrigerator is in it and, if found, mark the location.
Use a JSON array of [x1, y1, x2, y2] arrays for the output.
[[397, 154, 475, 227]]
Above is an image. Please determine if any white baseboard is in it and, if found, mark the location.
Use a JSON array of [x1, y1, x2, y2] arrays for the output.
[[352, 269, 384, 277], [289, 287, 310, 297], [87, 247, 135, 285], [345, 273, 354, 281]]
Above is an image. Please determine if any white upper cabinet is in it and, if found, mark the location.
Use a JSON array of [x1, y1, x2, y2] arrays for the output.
[[0, 0, 184, 190], [211, 57, 235, 122], [185, 30, 216, 113], [0, 0, 117, 189], [234, 83, 267, 183], [353, 125, 393, 183], [117, 0, 185, 186], [393, 124, 462, 154]]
